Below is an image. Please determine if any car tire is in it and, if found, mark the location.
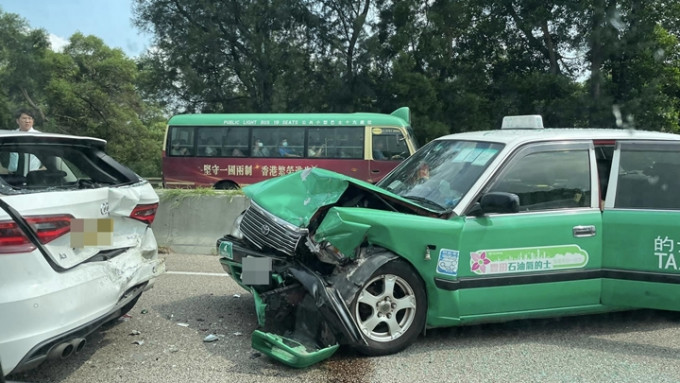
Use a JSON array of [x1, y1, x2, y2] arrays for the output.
[[350, 259, 426, 356], [214, 181, 239, 190]]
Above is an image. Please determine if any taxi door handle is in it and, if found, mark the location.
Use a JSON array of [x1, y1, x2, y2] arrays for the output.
[[573, 225, 596, 238]]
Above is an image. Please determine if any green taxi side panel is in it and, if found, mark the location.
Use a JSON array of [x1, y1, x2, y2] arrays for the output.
[[601, 209, 680, 310], [456, 210, 603, 317], [314, 207, 467, 325]]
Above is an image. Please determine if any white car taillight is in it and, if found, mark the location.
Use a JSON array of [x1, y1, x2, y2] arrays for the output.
[[0, 215, 73, 254], [129, 203, 159, 225]]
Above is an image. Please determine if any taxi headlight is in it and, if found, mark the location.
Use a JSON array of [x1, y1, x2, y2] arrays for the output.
[[230, 212, 245, 239]]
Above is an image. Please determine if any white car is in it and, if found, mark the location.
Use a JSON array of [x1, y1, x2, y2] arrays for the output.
[[0, 130, 165, 377]]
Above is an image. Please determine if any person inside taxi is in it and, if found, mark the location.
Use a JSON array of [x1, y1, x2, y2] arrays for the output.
[[414, 162, 430, 183]]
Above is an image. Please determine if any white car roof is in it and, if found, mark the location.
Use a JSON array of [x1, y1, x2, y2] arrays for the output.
[[435, 128, 680, 147], [0, 129, 106, 144]]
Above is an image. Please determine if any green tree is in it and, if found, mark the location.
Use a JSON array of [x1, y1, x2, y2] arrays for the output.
[[607, 1, 680, 131], [0, 8, 51, 127], [134, 0, 320, 113], [44, 33, 164, 176], [0, 9, 164, 176], [126, 0, 680, 141]]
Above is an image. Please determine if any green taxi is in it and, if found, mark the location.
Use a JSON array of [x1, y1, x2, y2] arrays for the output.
[[218, 115, 680, 368]]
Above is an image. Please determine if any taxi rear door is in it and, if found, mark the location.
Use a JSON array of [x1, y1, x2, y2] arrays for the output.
[[601, 141, 680, 310]]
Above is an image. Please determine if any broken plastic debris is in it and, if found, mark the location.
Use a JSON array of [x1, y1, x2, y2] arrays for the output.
[[233, 294, 241, 298], [203, 334, 219, 342], [233, 332, 242, 336], [132, 340, 144, 346], [129, 330, 141, 336], [141, 309, 149, 314], [177, 322, 190, 327], [168, 345, 179, 353]]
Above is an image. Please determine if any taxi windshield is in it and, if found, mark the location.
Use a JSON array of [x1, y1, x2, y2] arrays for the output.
[[377, 140, 504, 211]]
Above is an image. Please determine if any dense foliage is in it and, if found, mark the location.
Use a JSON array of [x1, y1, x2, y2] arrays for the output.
[[0, 11, 165, 176], [1, 1, 679, 176], [133, 0, 680, 140]]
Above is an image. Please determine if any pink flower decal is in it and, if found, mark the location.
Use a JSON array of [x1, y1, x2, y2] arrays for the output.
[[471, 252, 490, 273]]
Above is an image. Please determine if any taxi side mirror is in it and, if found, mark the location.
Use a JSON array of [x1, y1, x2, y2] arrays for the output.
[[475, 192, 520, 215]]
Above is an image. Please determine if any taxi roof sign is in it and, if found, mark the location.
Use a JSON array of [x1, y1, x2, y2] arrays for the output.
[[501, 115, 544, 130]]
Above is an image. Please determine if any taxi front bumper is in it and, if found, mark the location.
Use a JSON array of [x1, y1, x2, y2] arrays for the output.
[[216, 236, 365, 368]]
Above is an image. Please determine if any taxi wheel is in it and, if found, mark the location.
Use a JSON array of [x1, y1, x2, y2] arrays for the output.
[[351, 259, 426, 356]]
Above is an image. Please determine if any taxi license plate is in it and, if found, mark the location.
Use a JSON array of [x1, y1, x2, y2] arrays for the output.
[[242, 256, 272, 285], [219, 241, 233, 260]]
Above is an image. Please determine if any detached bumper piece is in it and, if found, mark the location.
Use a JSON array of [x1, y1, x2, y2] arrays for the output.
[[251, 331, 339, 369], [218, 236, 366, 368]]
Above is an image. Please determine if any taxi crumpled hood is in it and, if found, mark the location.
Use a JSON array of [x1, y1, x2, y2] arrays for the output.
[[243, 167, 424, 227]]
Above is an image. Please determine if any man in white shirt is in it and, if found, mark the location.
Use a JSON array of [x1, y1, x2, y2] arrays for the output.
[[8, 109, 42, 173]]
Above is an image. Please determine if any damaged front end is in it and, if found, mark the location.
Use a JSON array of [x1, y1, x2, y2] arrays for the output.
[[219, 235, 360, 368], [217, 202, 369, 368], [218, 168, 440, 368]]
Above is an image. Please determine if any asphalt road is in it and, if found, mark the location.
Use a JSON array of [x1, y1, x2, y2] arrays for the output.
[[9, 252, 680, 383]]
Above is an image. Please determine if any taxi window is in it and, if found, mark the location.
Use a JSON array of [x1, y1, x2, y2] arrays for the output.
[[488, 149, 591, 211], [615, 143, 680, 209]]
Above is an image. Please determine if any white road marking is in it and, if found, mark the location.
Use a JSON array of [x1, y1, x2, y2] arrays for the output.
[[165, 271, 228, 277]]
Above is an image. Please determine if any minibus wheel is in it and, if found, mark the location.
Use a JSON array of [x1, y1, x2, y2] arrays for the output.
[[214, 181, 239, 190]]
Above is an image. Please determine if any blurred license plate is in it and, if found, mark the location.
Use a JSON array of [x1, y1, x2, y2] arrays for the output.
[[70, 218, 114, 247], [242, 256, 272, 285]]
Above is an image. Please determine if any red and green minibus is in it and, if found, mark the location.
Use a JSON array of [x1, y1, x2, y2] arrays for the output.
[[161, 108, 418, 189]]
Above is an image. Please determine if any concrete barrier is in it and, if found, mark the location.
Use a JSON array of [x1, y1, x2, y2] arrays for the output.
[[151, 191, 249, 254]]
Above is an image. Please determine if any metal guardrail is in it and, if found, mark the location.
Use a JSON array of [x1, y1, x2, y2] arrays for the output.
[[146, 177, 163, 188]]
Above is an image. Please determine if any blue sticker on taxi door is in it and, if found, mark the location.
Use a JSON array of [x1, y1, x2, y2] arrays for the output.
[[437, 249, 459, 276]]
